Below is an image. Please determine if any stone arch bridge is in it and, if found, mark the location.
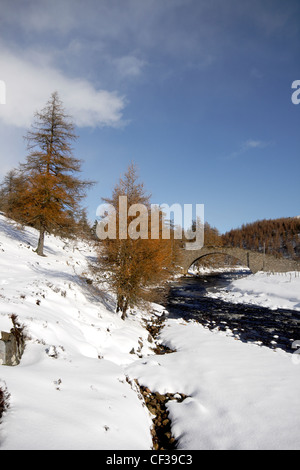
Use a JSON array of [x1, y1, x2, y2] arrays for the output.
[[180, 246, 300, 274]]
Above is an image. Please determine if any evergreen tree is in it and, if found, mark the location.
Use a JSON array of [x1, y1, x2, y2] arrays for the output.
[[17, 92, 93, 255]]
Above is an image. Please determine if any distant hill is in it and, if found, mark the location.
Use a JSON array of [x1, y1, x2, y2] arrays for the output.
[[222, 217, 300, 261]]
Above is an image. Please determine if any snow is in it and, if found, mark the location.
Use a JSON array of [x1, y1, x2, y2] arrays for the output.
[[206, 271, 300, 311], [188, 265, 250, 275], [0, 214, 300, 450], [0, 215, 154, 450], [127, 320, 300, 450]]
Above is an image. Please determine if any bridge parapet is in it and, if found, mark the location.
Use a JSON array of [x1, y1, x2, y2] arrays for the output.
[[180, 246, 300, 274]]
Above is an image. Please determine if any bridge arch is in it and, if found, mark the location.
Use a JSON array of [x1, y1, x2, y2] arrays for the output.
[[187, 251, 250, 274]]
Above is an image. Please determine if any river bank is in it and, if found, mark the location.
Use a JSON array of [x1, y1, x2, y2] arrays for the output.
[[126, 269, 300, 449], [165, 272, 300, 353], [206, 270, 300, 311], [127, 309, 300, 449]]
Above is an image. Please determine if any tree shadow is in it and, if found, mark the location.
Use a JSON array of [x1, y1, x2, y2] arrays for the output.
[[0, 216, 68, 256], [30, 262, 116, 313], [0, 216, 38, 247]]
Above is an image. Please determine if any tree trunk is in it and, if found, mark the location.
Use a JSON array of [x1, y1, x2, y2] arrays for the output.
[[117, 294, 128, 320], [121, 298, 128, 320], [36, 226, 45, 256], [120, 308, 127, 320]]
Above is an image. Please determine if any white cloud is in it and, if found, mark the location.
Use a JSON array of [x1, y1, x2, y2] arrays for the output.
[[0, 45, 127, 129], [226, 139, 272, 160], [0, 0, 219, 75], [243, 140, 269, 150], [113, 55, 146, 78], [0, 0, 77, 35]]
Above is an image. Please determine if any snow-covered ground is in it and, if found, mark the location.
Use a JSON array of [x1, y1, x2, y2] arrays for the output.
[[0, 215, 155, 450], [0, 214, 300, 450], [206, 270, 300, 311], [127, 319, 300, 450], [188, 265, 250, 275]]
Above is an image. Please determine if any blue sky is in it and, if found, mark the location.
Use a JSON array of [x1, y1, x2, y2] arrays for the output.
[[0, 0, 299, 233]]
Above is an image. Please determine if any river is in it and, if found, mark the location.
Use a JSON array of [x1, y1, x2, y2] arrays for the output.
[[166, 271, 300, 354]]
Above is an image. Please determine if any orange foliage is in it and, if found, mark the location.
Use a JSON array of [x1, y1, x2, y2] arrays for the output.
[[5, 92, 93, 255], [222, 217, 300, 260], [97, 163, 180, 318]]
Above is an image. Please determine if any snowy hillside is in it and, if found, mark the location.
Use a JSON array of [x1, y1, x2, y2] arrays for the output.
[[0, 214, 155, 449], [0, 214, 300, 450]]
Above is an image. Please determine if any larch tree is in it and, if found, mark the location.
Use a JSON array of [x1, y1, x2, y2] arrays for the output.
[[0, 168, 28, 220], [18, 91, 93, 255], [96, 163, 180, 319], [222, 217, 300, 260]]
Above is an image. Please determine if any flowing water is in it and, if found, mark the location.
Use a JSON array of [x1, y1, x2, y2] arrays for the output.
[[166, 271, 300, 353]]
